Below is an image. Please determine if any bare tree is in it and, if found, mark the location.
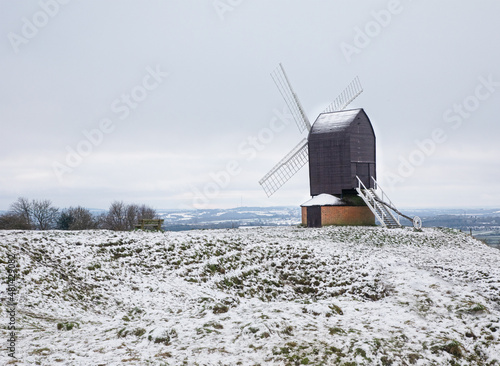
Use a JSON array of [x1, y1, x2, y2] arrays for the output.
[[31, 199, 59, 230], [94, 212, 108, 230], [68, 206, 96, 230], [4, 198, 157, 231], [125, 204, 139, 231], [127, 204, 158, 230], [9, 197, 33, 229], [105, 201, 127, 231], [57, 210, 74, 230], [137, 204, 157, 221], [57, 206, 97, 230], [0, 212, 32, 230], [104, 202, 157, 231]]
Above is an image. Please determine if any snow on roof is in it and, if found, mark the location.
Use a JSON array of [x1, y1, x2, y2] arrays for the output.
[[310, 108, 362, 134], [301, 193, 345, 206]]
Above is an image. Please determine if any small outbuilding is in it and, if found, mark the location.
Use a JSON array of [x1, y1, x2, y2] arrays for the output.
[[301, 194, 375, 227]]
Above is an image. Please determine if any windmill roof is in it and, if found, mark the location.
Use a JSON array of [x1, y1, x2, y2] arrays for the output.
[[310, 108, 365, 135]]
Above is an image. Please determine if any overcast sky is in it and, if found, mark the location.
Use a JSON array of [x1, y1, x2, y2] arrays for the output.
[[1, 0, 500, 211]]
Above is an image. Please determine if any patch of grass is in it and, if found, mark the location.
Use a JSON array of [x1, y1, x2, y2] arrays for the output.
[[205, 262, 226, 275], [213, 304, 229, 314], [155, 351, 172, 358], [407, 353, 420, 364], [208, 322, 224, 330], [134, 328, 146, 337], [486, 323, 498, 332], [329, 327, 346, 335], [442, 340, 463, 357], [57, 322, 78, 331], [30, 347, 51, 356], [117, 328, 129, 338], [431, 340, 463, 358], [329, 304, 343, 315], [468, 303, 488, 313], [354, 347, 369, 360], [148, 329, 177, 345], [121, 357, 141, 362], [372, 338, 384, 351], [131, 307, 143, 315], [200, 321, 223, 333], [153, 335, 170, 345], [86, 263, 101, 271], [282, 325, 294, 336], [380, 356, 393, 365]]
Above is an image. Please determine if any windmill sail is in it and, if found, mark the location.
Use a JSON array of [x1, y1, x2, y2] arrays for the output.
[[259, 65, 363, 197], [271, 63, 311, 133], [323, 76, 363, 113], [259, 138, 309, 197]]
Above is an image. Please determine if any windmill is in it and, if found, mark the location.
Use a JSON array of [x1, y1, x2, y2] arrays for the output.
[[258, 64, 364, 198], [259, 64, 422, 229]]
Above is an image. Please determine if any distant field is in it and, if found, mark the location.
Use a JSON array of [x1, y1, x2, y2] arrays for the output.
[[471, 230, 500, 247]]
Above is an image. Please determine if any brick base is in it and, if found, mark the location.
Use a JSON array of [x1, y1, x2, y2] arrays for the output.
[[302, 205, 375, 227]]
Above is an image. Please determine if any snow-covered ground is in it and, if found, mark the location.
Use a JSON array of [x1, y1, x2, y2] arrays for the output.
[[0, 226, 499, 365]]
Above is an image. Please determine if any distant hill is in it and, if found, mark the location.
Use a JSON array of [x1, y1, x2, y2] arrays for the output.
[[157, 206, 302, 230], [156, 206, 500, 246]]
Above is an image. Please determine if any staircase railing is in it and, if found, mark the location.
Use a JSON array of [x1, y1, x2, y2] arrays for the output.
[[356, 176, 402, 228], [370, 177, 401, 227], [355, 176, 387, 226], [356, 176, 422, 229], [371, 177, 396, 214]]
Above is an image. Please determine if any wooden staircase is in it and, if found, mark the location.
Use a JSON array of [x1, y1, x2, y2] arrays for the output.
[[355, 177, 402, 228]]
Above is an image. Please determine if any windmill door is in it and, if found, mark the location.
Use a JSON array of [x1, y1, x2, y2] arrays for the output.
[[355, 163, 371, 188], [307, 206, 322, 228]]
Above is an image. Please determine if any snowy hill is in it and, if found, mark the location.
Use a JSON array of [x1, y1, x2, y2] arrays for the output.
[[1, 227, 499, 365]]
